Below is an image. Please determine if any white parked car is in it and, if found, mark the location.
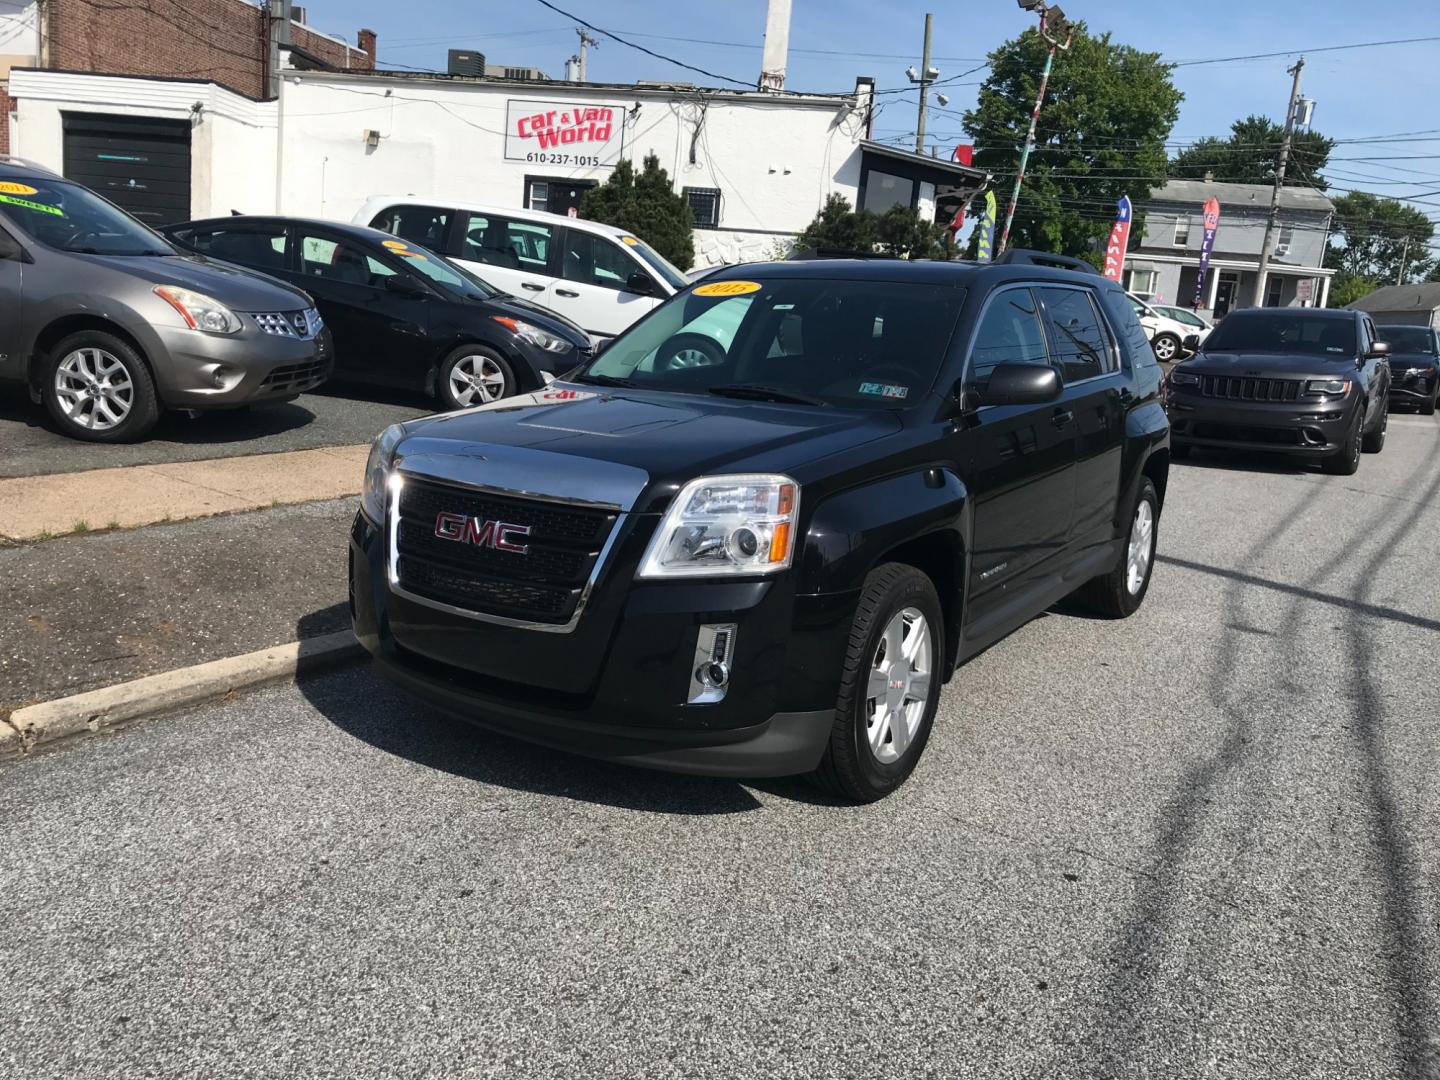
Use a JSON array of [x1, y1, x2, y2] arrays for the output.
[[1127, 292, 1197, 362], [1151, 303, 1213, 347], [354, 197, 690, 339]]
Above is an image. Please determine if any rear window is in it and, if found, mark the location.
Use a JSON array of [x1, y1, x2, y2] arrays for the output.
[[369, 204, 452, 251], [1206, 312, 1357, 356]]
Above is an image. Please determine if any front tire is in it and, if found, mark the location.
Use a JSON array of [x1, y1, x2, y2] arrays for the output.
[[809, 564, 944, 803], [42, 331, 159, 443], [1362, 404, 1387, 454], [1076, 477, 1159, 618], [1152, 333, 1181, 362], [1322, 410, 1363, 475], [438, 345, 516, 410], [1420, 389, 1437, 417]]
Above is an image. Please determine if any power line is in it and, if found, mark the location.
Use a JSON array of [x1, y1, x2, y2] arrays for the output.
[[1173, 35, 1440, 67]]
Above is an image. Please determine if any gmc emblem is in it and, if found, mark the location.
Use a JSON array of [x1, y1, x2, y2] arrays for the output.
[[434, 512, 531, 554]]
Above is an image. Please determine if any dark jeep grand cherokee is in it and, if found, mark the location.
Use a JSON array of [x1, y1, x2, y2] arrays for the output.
[[350, 254, 1170, 800]]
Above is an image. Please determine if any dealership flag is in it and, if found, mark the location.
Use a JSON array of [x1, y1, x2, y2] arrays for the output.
[[976, 190, 998, 263], [1192, 198, 1222, 309], [1102, 196, 1133, 282]]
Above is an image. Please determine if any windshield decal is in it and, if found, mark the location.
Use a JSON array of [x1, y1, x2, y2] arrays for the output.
[[0, 182, 38, 196], [859, 381, 909, 400], [620, 236, 639, 246], [693, 280, 762, 298], [0, 193, 64, 216]]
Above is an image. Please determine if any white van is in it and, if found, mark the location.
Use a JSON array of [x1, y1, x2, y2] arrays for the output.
[[353, 197, 690, 339]]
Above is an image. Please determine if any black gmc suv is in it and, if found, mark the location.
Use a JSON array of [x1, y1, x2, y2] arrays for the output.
[[1165, 307, 1392, 474], [349, 253, 1170, 801]]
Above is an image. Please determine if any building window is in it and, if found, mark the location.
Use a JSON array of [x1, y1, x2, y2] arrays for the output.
[[527, 181, 550, 213], [1276, 224, 1294, 254], [684, 187, 722, 229], [1126, 267, 1158, 297], [1172, 218, 1190, 247], [1266, 276, 1285, 307]]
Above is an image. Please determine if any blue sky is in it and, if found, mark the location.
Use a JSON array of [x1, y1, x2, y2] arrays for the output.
[[301, 0, 1440, 233]]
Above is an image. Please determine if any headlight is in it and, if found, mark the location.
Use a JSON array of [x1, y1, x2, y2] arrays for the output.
[[361, 423, 405, 524], [638, 474, 799, 578], [153, 285, 242, 334], [492, 315, 574, 354], [1306, 378, 1352, 395], [1168, 370, 1200, 387]]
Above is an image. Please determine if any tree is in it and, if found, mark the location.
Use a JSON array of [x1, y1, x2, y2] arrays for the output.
[[1172, 115, 1335, 189], [794, 194, 956, 260], [579, 153, 695, 270], [1325, 190, 1436, 287], [963, 24, 1181, 259], [1326, 273, 1380, 309]]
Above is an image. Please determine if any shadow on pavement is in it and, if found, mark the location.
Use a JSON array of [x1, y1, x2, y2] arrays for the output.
[[293, 605, 773, 815], [1171, 448, 1313, 476]]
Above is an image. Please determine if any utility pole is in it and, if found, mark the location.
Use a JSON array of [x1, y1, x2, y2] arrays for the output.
[[1396, 234, 1411, 285], [1253, 56, 1305, 308], [915, 13, 933, 155], [575, 29, 598, 82]]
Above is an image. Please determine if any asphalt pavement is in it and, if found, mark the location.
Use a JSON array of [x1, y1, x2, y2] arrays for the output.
[[0, 384, 430, 479], [2, 415, 1438, 1079]]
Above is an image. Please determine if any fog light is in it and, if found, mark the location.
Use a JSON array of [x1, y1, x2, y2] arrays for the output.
[[688, 623, 737, 705], [211, 365, 229, 388]]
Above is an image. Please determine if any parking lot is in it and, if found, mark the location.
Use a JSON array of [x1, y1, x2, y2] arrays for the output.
[[3, 414, 1436, 1079]]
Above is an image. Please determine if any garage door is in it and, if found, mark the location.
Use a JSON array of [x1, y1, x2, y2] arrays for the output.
[[62, 113, 192, 227]]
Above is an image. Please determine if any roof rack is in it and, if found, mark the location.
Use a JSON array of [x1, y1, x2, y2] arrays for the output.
[[787, 246, 903, 261], [996, 248, 1101, 275]]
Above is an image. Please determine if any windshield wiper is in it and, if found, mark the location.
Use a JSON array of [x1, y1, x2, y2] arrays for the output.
[[708, 383, 829, 407], [575, 373, 636, 388]]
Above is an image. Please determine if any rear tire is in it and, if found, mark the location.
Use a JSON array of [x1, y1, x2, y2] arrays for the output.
[[1362, 404, 1387, 454], [808, 564, 944, 803], [1322, 411, 1363, 475], [438, 345, 517, 410], [41, 331, 159, 443], [1075, 477, 1159, 619]]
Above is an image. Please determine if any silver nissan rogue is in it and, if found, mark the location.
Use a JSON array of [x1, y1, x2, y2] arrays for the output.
[[0, 160, 331, 442]]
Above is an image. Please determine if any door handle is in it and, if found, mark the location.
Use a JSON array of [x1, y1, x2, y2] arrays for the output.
[[521, 282, 544, 292], [1051, 408, 1074, 427], [555, 289, 579, 298]]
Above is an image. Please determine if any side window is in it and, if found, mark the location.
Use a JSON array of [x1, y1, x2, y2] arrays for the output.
[[370, 204, 451, 252], [968, 287, 1049, 384], [1099, 288, 1156, 371], [561, 231, 649, 292], [298, 233, 389, 288], [188, 225, 288, 273], [1038, 287, 1110, 383], [460, 213, 552, 273]]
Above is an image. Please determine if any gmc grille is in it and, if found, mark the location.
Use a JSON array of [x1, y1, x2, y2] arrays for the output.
[[1199, 375, 1302, 402], [393, 476, 618, 625]]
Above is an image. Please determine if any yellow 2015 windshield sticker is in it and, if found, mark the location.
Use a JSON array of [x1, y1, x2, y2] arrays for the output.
[[693, 279, 762, 297], [0, 182, 38, 196], [0, 193, 63, 216]]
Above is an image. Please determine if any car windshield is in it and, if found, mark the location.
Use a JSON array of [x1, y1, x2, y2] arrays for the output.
[[621, 236, 689, 291], [576, 277, 966, 409], [1204, 312, 1357, 356], [379, 237, 498, 299], [0, 177, 174, 255], [1380, 326, 1436, 354]]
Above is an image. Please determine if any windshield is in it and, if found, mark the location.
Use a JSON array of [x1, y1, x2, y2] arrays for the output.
[[1205, 312, 1357, 357], [1380, 326, 1436, 354], [388, 240, 499, 300], [0, 177, 174, 255], [622, 236, 689, 291], [577, 277, 966, 409]]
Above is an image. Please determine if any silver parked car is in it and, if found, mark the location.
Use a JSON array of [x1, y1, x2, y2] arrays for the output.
[[0, 161, 331, 442]]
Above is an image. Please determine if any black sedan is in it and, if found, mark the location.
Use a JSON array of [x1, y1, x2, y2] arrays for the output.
[[1380, 324, 1439, 416], [1165, 307, 1391, 476], [161, 217, 590, 408]]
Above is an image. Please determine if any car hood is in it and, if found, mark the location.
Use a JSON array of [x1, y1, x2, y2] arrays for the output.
[[1182, 350, 1359, 379], [1387, 352, 1439, 370], [393, 383, 901, 513], [483, 293, 589, 347], [75, 252, 312, 309]]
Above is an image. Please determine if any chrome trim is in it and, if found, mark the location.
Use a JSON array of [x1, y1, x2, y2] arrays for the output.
[[385, 469, 627, 634]]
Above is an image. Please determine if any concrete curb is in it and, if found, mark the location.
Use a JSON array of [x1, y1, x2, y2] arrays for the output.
[[2, 631, 364, 760]]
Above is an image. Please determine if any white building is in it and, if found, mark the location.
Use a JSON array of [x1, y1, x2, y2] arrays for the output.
[[6, 63, 990, 267]]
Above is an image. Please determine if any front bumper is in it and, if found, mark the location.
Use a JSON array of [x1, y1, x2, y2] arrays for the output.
[[1388, 372, 1437, 404], [348, 511, 851, 778], [151, 324, 333, 408], [1167, 392, 1358, 456]]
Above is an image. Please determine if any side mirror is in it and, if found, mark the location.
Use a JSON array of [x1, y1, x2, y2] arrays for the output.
[[1183, 333, 1201, 353], [385, 275, 429, 299], [977, 362, 1063, 407], [1367, 340, 1391, 359], [625, 271, 656, 297]]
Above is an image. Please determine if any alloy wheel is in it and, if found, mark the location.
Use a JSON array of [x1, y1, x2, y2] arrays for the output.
[[54, 348, 134, 431], [448, 355, 509, 406], [1126, 499, 1155, 596], [1153, 335, 1178, 361], [864, 607, 933, 764]]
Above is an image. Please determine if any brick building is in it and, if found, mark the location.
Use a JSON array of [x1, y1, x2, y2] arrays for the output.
[[0, 0, 374, 152]]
